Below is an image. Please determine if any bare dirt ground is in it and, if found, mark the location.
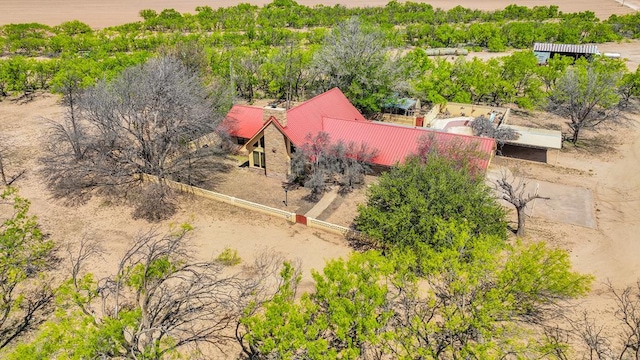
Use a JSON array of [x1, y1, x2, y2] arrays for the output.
[[206, 163, 318, 214], [2, 87, 640, 356], [0, 93, 351, 296], [0, 0, 637, 28], [503, 103, 640, 339]]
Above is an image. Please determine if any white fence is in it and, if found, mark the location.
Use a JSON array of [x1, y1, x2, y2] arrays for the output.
[[306, 217, 352, 236], [143, 174, 296, 223]]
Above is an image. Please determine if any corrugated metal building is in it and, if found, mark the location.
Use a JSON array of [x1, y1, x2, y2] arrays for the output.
[[533, 42, 599, 64]]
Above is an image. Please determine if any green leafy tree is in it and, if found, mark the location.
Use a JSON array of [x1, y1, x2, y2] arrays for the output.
[[238, 224, 592, 359], [55, 20, 92, 36], [311, 17, 399, 115], [536, 54, 574, 92], [355, 153, 506, 253], [10, 226, 277, 359], [387, 222, 593, 358], [500, 50, 544, 108], [0, 187, 55, 350], [238, 251, 394, 360], [619, 65, 640, 107], [546, 58, 624, 144], [408, 55, 452, 105]]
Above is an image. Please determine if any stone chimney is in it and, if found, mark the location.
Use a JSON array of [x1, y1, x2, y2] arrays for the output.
[[263, 106, 287, 127]]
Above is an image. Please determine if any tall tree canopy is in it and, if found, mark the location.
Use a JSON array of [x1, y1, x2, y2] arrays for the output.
[[354, 155, 506, 253], [312, 17, 399, 115], [546, 57, 624, 144], [41, 56, 229, 220]]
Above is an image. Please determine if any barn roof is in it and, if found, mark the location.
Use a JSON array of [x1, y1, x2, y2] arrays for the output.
[[533, 43, 599, 54]]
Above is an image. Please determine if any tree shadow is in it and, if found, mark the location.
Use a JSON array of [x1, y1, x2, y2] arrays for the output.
[[572, 135, 620, 156]]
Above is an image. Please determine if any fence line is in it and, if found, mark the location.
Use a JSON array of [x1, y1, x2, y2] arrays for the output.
[[143, 174, 361, 237], [143, 174, 296, 223], [306, 217, 352, 236]]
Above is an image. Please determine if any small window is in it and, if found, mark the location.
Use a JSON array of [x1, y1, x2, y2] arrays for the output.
[[255, 136, 265, 148], [290, 143, 296, 154], [252, 150, 266, 169]]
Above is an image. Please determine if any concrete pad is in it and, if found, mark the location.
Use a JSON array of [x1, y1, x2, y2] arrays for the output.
[[487, 169, 596, 229], [530, 181, 596, 229]]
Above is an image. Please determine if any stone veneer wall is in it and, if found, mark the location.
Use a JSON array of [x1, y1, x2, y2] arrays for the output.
[[263, 123, 290, 180]]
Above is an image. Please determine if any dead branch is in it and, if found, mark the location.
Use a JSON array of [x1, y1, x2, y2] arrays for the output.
[[496, 169, 549, 237]]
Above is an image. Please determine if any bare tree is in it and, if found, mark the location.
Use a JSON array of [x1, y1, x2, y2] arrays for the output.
[[0, 141, 8, 186], [52, 227, 284, 359], [49, 71, 86, 161], [288, 132, 377, 200], [0, 137, 26, 186], [470, 115, 520, 144], [572, 311, 613, 360], [546, 59, 623, 144], [610, 281, 640, 359], [567, 281, 640, 360], [41, 56, 229, 220], [496, 171, 549, 237]]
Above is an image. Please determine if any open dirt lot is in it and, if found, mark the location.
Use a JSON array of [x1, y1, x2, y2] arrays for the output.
[[1, 87, 640, 357], [0, 0, 637, 28], [487, 169, 598, 229], [0, 94, 351, 296], [1, 0, 640, 354]]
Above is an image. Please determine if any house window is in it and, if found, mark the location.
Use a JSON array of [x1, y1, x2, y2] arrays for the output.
[[252, 150, 266, 169], [252, 135, 266, 169], [290, 143, 296, 154]]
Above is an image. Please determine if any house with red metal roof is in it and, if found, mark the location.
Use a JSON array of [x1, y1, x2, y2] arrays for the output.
[[223, 88, 495, 179]]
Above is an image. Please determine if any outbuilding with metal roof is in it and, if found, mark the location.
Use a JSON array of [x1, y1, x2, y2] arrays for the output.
[[533, 42, 599, 64]]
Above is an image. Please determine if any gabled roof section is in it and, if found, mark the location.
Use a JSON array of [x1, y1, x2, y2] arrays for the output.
[[224, 88, 495, 171], [320, 118, 495, 169], [533, 43, 598, 54], [286, 88, 366, 144], [244, 116, 290, 146], [223, 105, 264, 139]]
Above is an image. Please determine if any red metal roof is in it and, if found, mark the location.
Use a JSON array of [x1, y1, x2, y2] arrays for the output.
[[285, 88, 367, 144], [225, 88, 495, 170], [223, 105, 264, 139], [321, 118, 495, 169]]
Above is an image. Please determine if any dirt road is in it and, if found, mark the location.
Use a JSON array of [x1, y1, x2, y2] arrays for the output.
[[0, 0, 635, 28]]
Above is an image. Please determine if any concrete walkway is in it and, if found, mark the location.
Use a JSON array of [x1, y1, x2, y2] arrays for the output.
[[305, 188, 339, 218]]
